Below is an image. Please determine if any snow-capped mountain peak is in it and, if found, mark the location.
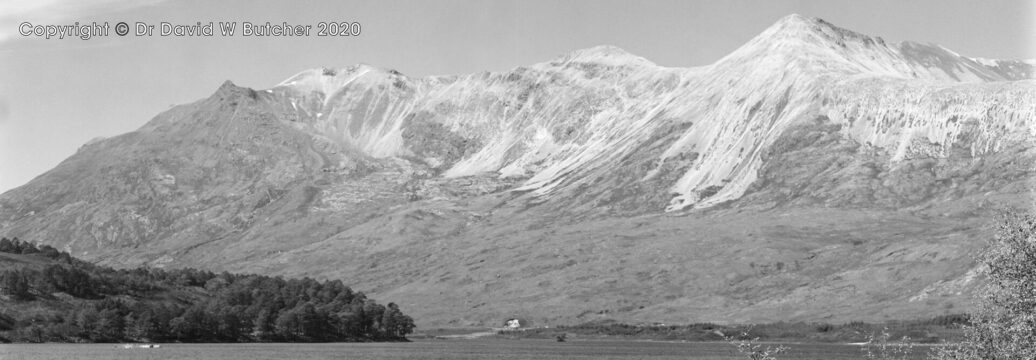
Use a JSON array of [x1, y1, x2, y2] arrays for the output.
[[718, 14, 1032, 83], [550, 45, 657, 68], [252, 15, 1033, 214], [274, 64, 407, 96]]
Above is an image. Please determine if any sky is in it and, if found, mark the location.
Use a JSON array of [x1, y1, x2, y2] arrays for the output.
[[0, 0, 1033, 194]]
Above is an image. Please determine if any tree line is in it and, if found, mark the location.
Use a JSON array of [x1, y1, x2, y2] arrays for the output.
[[0, 237, 415, 343]]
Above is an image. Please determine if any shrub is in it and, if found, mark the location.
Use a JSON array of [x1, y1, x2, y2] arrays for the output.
[[725, 329, 788, 360], [929, 210, 1036, 359], [862, 327, 914, 360]]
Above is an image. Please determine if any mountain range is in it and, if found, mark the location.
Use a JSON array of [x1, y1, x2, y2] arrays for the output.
[[1, 14, 1033, 327]]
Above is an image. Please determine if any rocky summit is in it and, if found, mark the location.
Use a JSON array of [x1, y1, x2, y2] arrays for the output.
[[1, 14, 1033, 327]]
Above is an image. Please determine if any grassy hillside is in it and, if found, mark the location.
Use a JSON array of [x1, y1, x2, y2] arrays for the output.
[[0, 237, 414, 343]]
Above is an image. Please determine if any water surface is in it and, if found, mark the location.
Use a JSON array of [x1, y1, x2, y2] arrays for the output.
[[0, 340, 927, 359]]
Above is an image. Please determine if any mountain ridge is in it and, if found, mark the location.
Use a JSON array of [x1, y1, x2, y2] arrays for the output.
[[1, 14, 1034, 327]]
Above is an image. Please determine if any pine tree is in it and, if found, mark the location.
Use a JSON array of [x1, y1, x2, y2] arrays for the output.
[[381, 303, 398, 338], [381, 303, 415, 338], [275, 307, 300, 340], [252, 307, 274, 340], [297, 302, 323, 340]]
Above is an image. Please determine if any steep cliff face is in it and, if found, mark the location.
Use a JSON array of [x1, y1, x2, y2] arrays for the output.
[[1, 14, 1033, 326]]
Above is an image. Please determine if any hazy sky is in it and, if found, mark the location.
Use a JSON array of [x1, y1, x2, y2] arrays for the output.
[[0, 0, 1033, 193]]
